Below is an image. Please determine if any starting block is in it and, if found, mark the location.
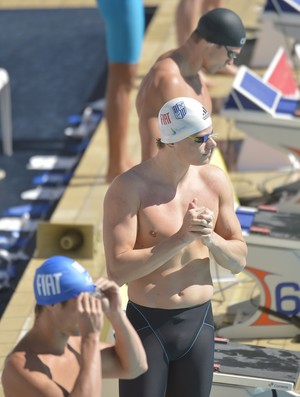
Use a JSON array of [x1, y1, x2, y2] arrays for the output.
[[27, 155, 79, 171], [0, 217, 38, 233], [0, 232, 30, 250], [212, 339, 300, 396], [216, 206, 300, 339], [21, 186, 65, 201], [272, 180, 300, 213], [222, 65, 300, 160], [250, 0, 300, 68], [32, 171, 72, 186], [264, 46, 299, 97], [2, 203, 51, 218], [266, 0, 300, 41], [266, 0, 300, 13]]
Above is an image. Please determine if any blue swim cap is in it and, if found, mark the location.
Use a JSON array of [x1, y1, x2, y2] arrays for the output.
[[34, 256, 95, 305]]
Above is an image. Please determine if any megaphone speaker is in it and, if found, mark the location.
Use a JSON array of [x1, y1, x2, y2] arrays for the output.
[[36, 221, 95, 259]]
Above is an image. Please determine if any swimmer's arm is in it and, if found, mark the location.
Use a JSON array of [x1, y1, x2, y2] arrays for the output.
[[95, 279, 147, 379], [204, 171, 247, 274], [206, 222, 247, 274], [99, 309, 147, 379], [103, 176, 196, 286]]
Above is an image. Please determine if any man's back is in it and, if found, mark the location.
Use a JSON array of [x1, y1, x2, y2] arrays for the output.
[[3, 333, 81, 397], [136, 44, 212, 161]]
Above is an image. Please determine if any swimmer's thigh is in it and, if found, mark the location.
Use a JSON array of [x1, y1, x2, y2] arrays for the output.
[[97, 0, 145, 63], [166, 323, 215, 397], [119, 327, 169, 397]]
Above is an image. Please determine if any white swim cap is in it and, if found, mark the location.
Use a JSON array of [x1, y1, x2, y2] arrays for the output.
[[158, 97, 212, 143]]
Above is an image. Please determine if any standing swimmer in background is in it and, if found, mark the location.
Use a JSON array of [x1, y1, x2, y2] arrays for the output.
[[97, 0, 145, 183], [136, 7, 246, 161], [176, 0, 239, 87]]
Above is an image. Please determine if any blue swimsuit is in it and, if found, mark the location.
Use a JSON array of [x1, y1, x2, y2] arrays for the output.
[[97, 0, 145, 63], [119, 300, 215, 397]]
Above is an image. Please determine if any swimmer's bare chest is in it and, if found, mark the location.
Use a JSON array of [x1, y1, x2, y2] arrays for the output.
[[128, 182, 217, 308], [135, 176, 217, 249]]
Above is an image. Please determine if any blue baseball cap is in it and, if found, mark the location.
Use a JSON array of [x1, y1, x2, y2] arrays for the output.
[[34, 256, 95, 305]]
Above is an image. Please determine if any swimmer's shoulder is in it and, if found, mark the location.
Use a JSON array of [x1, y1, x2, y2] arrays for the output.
[[197, 163, 228, 181], [105, 162, 151, 200]]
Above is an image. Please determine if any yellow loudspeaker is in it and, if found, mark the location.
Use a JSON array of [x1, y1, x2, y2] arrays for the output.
[[36, 222, 96, 259]]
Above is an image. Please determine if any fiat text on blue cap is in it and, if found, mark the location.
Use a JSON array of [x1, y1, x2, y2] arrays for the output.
[[36, 273, 63, 297]]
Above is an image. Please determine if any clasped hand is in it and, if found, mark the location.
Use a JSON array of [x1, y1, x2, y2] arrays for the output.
[[179, 198, 214, 244]]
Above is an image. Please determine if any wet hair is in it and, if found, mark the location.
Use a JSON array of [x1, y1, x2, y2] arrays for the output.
[[156, 138, 165, 149], [196, 8, 246, 47], [35, 304, 44, 316], [34, 301, 68, 317]]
